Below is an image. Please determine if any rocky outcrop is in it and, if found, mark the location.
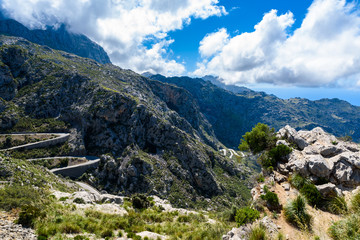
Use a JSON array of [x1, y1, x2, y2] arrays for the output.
[[0, 212, 37, 240], [278, 125, 360, 188], [0, 19, 111, 64]]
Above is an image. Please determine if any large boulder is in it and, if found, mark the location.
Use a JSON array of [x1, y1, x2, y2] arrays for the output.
[[307, 155, 333, 178]]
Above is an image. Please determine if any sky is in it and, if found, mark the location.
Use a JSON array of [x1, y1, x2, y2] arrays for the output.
[[1, 0, 360, 106]]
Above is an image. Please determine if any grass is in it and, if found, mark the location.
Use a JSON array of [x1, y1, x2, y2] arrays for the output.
[[328, 196, 348, 215], [248, 224, 267, 240], [34, 204, 228, 239], [328, 213, 360, 240], [284, 195, 312, 230]]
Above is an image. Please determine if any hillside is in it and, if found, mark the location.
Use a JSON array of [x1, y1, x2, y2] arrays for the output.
[[148, 74, 360, 148], [0, 18, 111, 64], [0, 35, 253, 209]]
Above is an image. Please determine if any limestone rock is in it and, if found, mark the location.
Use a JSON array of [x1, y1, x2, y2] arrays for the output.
[[307, 155, 333, 178], [316, 183, 338, 198]]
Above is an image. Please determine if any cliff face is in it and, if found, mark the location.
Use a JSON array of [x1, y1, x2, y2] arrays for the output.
[[0, 35, 252, 208], [0, 18, 111, 64], [149, 75, 360, 148]]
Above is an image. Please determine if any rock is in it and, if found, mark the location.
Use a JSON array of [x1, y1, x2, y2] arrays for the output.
[[260, 216, 278, 236], [320, 145, 343, 158], [316, 183, 338, 198], [71, 191, 101, 204], [282, 183, 290, 191], [276, 140, 289, 146], [274, 171, 287, 183], [308, 155, 333, 178], [278, 125, 308, 150], [333, 161, 353, 184], [222, 226, 251, 240], [101, 194, 123, 204]]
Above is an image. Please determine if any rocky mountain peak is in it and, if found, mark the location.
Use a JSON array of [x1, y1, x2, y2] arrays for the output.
[[0, 17, 111, 64]]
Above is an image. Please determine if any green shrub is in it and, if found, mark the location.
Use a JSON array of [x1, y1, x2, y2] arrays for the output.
[[256, 174, 265, 183], [248, 224, 267, 240], [100, 229, 114, 238], [131, 193, 151, 209], [0, 185, 43, 211], [235, 207, 260, 226], [314, 236, 320, 240], [277, 232, 284, 240], [73, 198, 85, 204], [74, 235, 89, 240], [261, 191, 280, 211], [289, 174, 322, 207], [17, 205, 43, 227], [239, 123, 277, 154], [289, 173, 307, 189], [328, 196, 348, 215], [351, 192, 360, 212], [284, 196, 312, 230], [329, 214, 360, 240], [300, 183, 322, 207], [268, 145, 292, 164]]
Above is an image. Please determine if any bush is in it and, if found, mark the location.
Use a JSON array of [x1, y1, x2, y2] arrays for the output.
[[268, 145, 292, 164], [329, 214, 360, 240], [74, 235, 89, 240], [16, 205, 43, 227], [300, 183, 322, 207], [73, 198, 85, 204], [235, 207, 260, 226], [289, 174, 322, 207], [0, 185, 43, 211], [261, 191, 280, 211], [351, 192, 360, 212], [100, 229, 114, 238], [328, 196, 348, 215], [248, 224, 267, 240], [239, 123, 277, 154], [131, 193, 151, 209], [289, 174, 307, 190], [284, 196, 312, 230]]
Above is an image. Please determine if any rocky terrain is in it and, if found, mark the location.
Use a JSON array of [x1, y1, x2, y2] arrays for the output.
[[148, 74, 360, 148], [223, 126, 360, 240], [0, 18, 111, 64], [0, 35, 252, 208]]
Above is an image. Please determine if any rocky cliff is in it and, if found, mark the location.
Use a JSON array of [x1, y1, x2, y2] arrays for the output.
[[0, 18, 111, 64], [149, 74, 360, 148], [0, 35, 252, 208]]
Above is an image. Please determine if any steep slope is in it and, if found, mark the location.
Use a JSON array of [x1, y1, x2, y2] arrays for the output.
[[148, 75, 360, 148], [0, 18, 111, 64], [0, 35, 252, 208]]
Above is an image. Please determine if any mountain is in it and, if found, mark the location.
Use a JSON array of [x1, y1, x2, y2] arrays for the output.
[[148, 74, 360, 148], [202, 75, 255, 95], [0, 35, 252, 208], [0, 18, 111, 64]]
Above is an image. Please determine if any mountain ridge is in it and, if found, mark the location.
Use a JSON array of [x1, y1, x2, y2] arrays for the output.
[[0, 18, 111, 64]]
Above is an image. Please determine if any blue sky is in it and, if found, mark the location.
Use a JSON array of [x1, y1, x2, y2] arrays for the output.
[[1, 0, 360, 106], [168, 0, 314, 72]]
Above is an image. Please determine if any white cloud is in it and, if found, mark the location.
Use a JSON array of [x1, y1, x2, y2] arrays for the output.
[[199, 28, 229, 58], [0, 0, 226, 76], [195, 0, 360, 88]]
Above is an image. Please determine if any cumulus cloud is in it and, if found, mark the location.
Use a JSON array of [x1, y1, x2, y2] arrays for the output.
[[195, 0, 360, 88], [199, 28, 229, 58], [0, 0, 226, 75]]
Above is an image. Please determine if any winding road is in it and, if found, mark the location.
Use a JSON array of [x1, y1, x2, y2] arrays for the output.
[[1, 133, 100, 179]]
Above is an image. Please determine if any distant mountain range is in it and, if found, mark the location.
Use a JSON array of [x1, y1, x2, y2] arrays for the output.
[[148, 74, 360, 147], [0, 17, 111, 64]]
